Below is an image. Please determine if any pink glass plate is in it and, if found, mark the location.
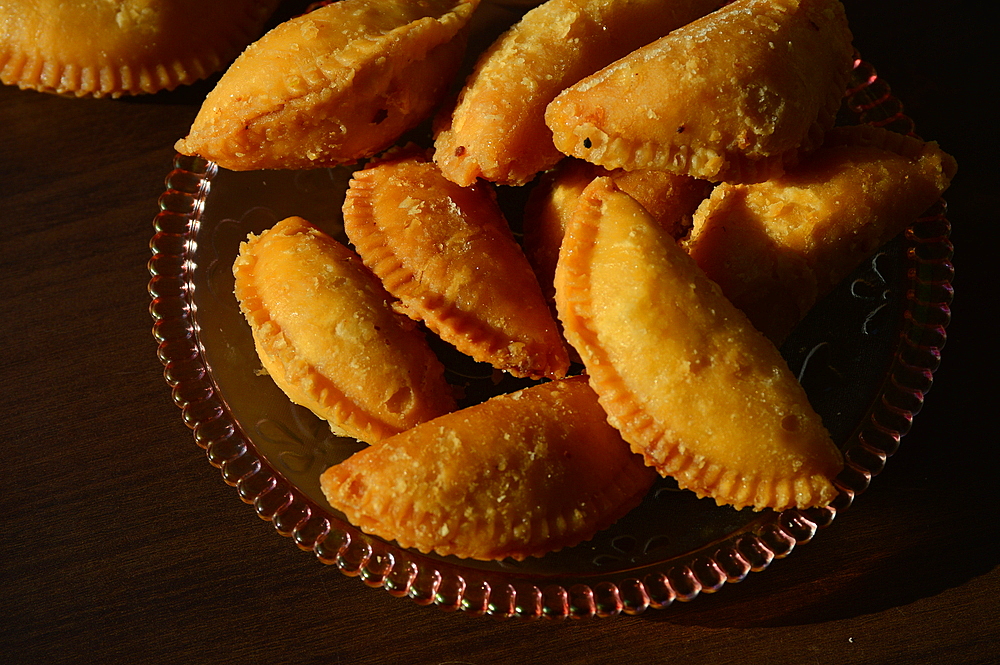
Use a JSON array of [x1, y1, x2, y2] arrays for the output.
[[148, 56, 952, 618]]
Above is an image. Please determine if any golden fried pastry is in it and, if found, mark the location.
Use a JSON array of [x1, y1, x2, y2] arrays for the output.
[[545, 0, 854, 183], [523, 157, 712, 307], [555, 177, 844, 511], [174, 0, 478, 170], [343, 147, 569, 380], [320, 376, 657, 561], [233, 216, 456, 444], [433, 0, 725, 186], [0, 0, 280, 98], [684, 124, 958, 343]]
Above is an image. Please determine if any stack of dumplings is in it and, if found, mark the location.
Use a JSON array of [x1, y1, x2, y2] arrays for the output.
[[431, 0, 727, 186], [174, 0, 956, 561]]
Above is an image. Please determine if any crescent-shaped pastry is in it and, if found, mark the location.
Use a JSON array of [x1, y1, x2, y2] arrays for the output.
[[555, 177, 844, 511], [1, 0, 280, 98], [545, 0, 854, 183], [342, 148, 569, 380], [684, 125, 958, 343], [320, 376, 658, 561], [523, 157, 712, 307], [233, 216, 456, 444], [432, 0, 724, 186], [175, 0, 478, 170]]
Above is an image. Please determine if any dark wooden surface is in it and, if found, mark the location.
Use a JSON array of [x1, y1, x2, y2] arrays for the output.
[[3, 2, 997, 664]]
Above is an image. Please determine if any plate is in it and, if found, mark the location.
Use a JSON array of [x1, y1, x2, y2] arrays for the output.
[[148, 54, 953, 618]]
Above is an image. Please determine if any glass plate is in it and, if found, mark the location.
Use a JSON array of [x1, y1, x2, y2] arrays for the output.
[[148, 55, 953, 618]]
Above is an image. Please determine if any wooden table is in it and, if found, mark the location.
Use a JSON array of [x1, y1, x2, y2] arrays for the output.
[[3, 2, 996, 663]]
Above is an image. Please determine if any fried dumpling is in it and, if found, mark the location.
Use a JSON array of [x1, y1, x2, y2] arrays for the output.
[[555, 177, 844, 511], [684, 124, 958, 343], [545, 0, 854, 183], [0, 0, 280, 97], [343, 147, 569, 380], [320, 376, 658, 561], [175, 0, 478, 170], [523, 157, 712, 311], [233, 216, 456, 444], [432, 0, 725, 186]]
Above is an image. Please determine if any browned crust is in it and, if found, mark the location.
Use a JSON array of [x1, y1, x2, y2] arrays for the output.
[[432, 0, 724, 186], [320, 376, 657, 561], [684, 125, 958, 343], [545, 0, 855, 183], [555, 177, 843, 511], [174, 0, 476, 169], [343, 150, 569, 379], [233, 216, 455, 443], [0, 0, 281, 97]]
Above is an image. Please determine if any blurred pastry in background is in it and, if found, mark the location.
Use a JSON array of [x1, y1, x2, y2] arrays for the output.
[[0, 0, 280, 97]]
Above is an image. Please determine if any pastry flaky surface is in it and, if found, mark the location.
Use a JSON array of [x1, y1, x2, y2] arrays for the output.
[[174, 0, 478, 171], [684, 124, 958, 344], [233, 216, 456, 444], [545, 0, 855, 183], [0, 0, 280, 98], [523, 157, 712, 308], [320, 376, 658, 561], [432, 0, 725, 186], [342, 147, 569, 380], [554, 177, 844, 512]]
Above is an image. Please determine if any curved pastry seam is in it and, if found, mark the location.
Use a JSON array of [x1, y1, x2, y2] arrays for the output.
[[0, 3, 274, 97], [556, 187, 835, 511], [234, 235, 403, 442], [344, 171, 567, 379]]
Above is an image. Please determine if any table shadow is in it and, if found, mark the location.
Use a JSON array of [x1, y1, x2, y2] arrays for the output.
[[638, 394, 998, 628]]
